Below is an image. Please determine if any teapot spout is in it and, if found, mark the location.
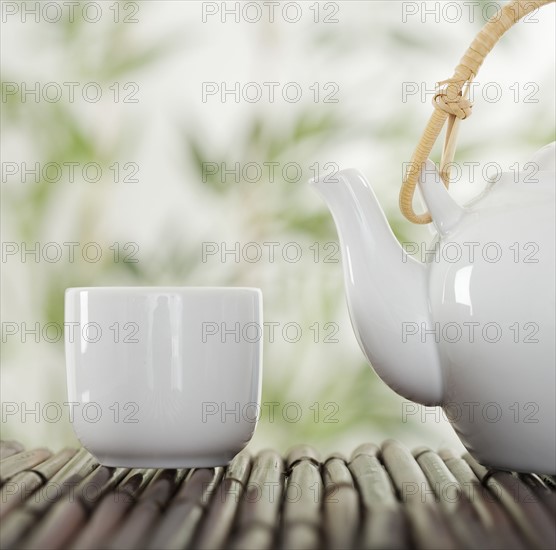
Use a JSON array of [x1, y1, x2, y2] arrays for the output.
[[311, 169, 443, 405]]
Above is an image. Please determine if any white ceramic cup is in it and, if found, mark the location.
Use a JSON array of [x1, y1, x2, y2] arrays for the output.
[[65, 287, 263, 468]]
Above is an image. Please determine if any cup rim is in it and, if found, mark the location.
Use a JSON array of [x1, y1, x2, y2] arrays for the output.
[[65, 286, 261, 294]]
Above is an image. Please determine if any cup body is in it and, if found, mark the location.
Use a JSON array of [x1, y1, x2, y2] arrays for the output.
[[65, 287, 263, 468]]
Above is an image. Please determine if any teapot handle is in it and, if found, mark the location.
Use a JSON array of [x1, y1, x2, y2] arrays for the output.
[[399, 0, 555, 224]]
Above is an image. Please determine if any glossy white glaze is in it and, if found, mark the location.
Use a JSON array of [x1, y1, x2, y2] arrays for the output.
[[65, 287, 263, 468], [312, 143, 556, 473]]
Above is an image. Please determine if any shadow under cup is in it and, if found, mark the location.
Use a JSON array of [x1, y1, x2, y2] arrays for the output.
[[65, 287, 263, 468]]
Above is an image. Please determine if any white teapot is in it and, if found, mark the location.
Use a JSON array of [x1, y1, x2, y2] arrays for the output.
[[312, 143, 555, 473]]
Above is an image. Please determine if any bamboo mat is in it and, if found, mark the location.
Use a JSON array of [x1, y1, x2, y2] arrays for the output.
[[0, 439, 554, 549]]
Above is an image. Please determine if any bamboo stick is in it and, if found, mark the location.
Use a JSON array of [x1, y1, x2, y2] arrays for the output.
[[464, 453, 556, 549], [0, 448, 97, 549], [21, 465, 128, 549], [231, 450, 284, 550], [414, 447, 492, 548], [105, 468, 187, 550], [0, 448, 76, 519], [194, 452, 252, 550], [0, 448, 51, 484], [280, 445, 323, 550], [322, 455, 359, 550], [69, 468, 158, 550], [0, 441, 25, 460], [349, 442, 407, 550], [146, 467, 223, 550], [439, 448, 525, 550], [381, 440, 458, 550]]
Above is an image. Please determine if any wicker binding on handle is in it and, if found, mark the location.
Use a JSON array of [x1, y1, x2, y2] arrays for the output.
[[400, 0, 555, 224]]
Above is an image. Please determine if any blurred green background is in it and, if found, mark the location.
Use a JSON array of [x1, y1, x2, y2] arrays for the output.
[[1, 0, 554, 453]]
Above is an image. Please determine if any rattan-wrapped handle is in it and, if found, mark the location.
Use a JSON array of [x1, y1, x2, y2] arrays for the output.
[[400, 0, 555, 224]]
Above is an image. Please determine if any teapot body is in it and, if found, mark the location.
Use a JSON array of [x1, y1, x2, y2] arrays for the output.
[[312, 143, 556, 474], [425, 173, 555, 472]]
